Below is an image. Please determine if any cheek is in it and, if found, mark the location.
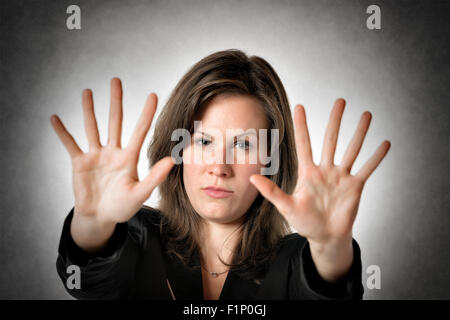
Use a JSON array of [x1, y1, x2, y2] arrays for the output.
[[238, 162, 265, 176], [234, 164, 262, 188], [183, 163, 199, 192]]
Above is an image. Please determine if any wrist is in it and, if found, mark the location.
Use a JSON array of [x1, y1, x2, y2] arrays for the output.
[[307, 236, 354, 283], [308, 235, 353, 255], [73, 207, 116, 230], [71, 209, 117, 253]]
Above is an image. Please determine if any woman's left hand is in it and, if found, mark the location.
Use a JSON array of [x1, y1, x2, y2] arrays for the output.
[[250, 98, 391, 282]]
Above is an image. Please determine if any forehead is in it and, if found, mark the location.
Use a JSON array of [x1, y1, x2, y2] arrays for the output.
[[195, 94, 268, 131]]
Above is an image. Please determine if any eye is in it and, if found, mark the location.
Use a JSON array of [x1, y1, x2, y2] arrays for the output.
[[234, 140, 251, 150], [194, 138, 211, 146]]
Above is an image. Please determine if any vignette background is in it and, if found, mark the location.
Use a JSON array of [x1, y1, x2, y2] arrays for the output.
[[1, 0, 449, 299]]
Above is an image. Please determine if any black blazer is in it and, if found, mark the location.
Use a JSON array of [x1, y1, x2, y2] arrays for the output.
[[56, 207, 364, 300]]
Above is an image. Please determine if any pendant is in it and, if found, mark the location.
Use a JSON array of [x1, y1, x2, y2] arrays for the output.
[[211, 272, 218, 278]]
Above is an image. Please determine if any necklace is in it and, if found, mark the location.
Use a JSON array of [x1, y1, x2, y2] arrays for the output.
[[201, 264, 229, 278]]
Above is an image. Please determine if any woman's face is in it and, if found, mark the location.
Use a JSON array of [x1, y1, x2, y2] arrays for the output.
[[183, 94, 269, 225]]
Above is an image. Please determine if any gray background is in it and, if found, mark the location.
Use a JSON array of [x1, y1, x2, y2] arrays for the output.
[[1, 0, 449, 299]]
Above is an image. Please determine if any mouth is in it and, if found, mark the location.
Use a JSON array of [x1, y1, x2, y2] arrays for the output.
[[202, 186, 234, 199]]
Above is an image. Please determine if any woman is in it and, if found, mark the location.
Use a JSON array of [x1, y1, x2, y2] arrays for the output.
[[51, 49, 390, 300]]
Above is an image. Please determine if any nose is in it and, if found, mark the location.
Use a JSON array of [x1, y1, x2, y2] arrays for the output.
[[204, 142, 232, 177], [208, 163, 232, 177]]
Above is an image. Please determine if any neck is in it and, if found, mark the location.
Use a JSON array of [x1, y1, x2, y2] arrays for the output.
[[198, 218, 242, 269]]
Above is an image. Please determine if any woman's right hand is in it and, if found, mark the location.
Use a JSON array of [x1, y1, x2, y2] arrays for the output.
[[50, 78, 175, 231]]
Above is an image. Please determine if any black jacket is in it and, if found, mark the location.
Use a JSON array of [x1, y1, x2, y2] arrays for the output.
[[56, 206, 364, 300]]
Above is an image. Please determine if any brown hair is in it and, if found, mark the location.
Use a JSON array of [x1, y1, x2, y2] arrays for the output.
[[147, 49, 298, 280]]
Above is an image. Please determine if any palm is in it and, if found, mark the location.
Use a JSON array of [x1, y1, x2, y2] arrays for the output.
[[72, 147, 140, 223], [250, 99, 390, 244], [51, 78, 175, 224], [288, 164, 364, 243]]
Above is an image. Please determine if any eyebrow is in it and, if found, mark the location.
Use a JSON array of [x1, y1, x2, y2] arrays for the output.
[[194, 131, 258, 138]]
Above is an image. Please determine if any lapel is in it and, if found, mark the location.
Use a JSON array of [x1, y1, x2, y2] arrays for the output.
[[219, 269, 261, 300], [164, 248, 261, 300], [163, 249, 203, 300]]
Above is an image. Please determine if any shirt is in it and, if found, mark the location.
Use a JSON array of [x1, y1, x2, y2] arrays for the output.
[[56, 206, 364, 300]]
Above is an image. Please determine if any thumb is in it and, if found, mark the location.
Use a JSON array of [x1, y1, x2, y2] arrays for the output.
[[136, 156, 176, 201], [250, 174, 292, 217]]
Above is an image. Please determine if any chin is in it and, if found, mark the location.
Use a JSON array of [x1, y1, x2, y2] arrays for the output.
[[200, 209, 229, 220], [197, 206, 236, 222]]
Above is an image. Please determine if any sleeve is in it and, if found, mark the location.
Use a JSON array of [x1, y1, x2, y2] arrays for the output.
[[55, 207, 143, 299], [288, 238, 364, 300]]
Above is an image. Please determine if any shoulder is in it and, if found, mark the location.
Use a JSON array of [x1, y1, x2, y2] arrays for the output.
[[126, 205, 164, 247], [136, 205, 164, 224], [129, 205, 163, 224], [276, 232, 308, 257], [257, 233, 308, 280], [280, 232, 307, 245]]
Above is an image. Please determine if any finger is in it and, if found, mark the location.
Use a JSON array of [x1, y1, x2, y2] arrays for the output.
[[355, 141, 391, 182], [107, 77, 123, 147], [50, 115, 83, 158], [294, 104, 314, 166], [250, 174, 292, 217], [340, 111, 372, 172], [320, 98, 345, 167], [82, 89, 102, 150], [126, 93, 157, 154], [135, 156, 176, 201]]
